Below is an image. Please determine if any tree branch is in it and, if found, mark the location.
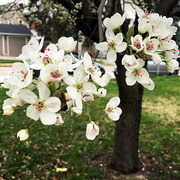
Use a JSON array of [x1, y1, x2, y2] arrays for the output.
[[155, 0, 179, 16], [97, 0, 106, 43]]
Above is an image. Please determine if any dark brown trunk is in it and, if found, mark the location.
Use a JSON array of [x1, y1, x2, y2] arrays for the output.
[[112, 54, 143, 173]]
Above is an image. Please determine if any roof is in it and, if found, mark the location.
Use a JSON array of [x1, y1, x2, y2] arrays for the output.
[[0, 24, 32, 35]]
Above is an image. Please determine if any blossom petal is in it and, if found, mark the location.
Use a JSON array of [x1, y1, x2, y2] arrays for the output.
[[115, 33, 123, 44], [19, 89, 37, 104], [116, 42, 127, 53], [66, 86, 78, 99], [107, 97, 120, 107], [45, 97, 61, 112], [107, 50, 117, 63], [96, 42, 108, 52], [63, 76, 76, 86], [40, 110, 56, 125], [26, 105, 40, 120], [105, 29, 115, 42], [91, 75, 105, 87], [83, 82, 97, 94], [75, 92, 82, 110], [37, 82, 50, 100], [83, 52, 92, 68], [125, 74, 136, 86]]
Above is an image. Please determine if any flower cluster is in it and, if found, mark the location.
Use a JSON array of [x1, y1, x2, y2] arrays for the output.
[[2, 7, 179, 141], [96, 6, 179, 90], [2, 37, 121, 141]]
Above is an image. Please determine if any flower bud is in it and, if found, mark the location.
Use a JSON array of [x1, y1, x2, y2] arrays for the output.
[[152, 53, 162, 65], [55, 114, 64, 126], [3, 105, 14, 116], [86, 121, 99, 140], [95, 88, 107, 98], [82, 93, 94, 102], [17, 129, 29, 141], [166, 59, 179, 73], [138, 20, 148, 34]]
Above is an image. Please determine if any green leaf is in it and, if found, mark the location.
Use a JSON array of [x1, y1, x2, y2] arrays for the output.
[[126, 25, 134, 45]]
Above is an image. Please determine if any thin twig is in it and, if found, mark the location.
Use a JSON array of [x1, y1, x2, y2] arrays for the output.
[[93, 0, 106, 60]]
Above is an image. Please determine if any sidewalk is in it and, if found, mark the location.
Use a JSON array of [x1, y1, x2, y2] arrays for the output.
[[0, 56, 17, 60]]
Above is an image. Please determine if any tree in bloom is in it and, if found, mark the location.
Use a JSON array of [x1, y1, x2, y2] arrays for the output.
[[1, 3, 179, 175]]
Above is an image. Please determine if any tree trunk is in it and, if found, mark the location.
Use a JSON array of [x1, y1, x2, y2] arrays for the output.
[[112, 54, 144, 173]]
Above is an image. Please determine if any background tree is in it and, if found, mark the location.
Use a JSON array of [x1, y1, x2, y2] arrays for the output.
[[2, 0, 180, 174]]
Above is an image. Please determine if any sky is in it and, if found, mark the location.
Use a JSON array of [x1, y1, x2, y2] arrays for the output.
[[0, 0, 28, 6]]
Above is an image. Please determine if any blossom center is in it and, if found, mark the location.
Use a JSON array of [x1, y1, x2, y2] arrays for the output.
[[134, 70, 140, 77], [133, 40, 141, 49], [33, 100, 45, 111], [74, 83, 84, 92], [108, 41, 116, 50], [50, 70, 61, 79], [133, 69, 143, 77], [88, 64, 99, 74], [19, 70, 28, 82], [42, 55, 52, 66], [146, 41, 154, 51], [107, 106, 116, 113]]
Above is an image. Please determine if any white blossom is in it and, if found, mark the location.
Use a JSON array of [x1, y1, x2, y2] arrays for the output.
[[105, 97, 122, 121], [152, 53, 162, 65], [3, 98, 16, 116], [40, 63, 68, 84], [19, 81, 61, 125], [122, 55, 139, 71], [18, 38, 44, 60], [8, 62, 33, 89], [130, 35, 144, 52], [29, 44, 64, 70], [143, 37, 159, 55], [141, 78, 155, 90], [55, 114, 64, 125], [166, 59, 179, 73], [71, 106, 82, 116], [96, 29, 127, 63], [58, 37, 77, 53], [125, 59, 149, 86], [95, 88, 107, 98], [103, 12, 126, 30], [86, 121, 99, 140], [164, 45, 179, 60], [17, 129, 29, 141]]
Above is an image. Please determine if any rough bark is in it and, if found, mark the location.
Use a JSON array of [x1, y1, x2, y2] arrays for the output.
[[112, 54, 143, 173], [111, 0, 178, 173]]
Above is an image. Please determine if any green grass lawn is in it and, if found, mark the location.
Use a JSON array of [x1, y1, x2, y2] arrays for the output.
[[0, 59, 22, 64], [0, 76, 180, 179]]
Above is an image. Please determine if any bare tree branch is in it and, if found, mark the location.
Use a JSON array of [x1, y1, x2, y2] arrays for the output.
[[97, 0, 106, 43]]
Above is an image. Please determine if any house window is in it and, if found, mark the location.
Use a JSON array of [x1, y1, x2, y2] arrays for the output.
[[18, 19, 23, 24], [8, 19, 13, 24]]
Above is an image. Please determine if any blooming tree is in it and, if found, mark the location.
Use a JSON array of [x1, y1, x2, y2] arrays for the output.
[[1, 3, 179, 173]]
